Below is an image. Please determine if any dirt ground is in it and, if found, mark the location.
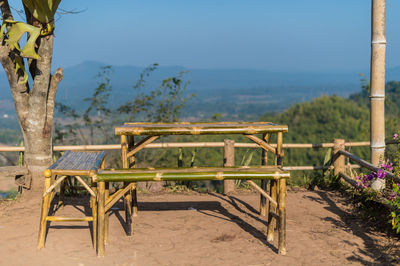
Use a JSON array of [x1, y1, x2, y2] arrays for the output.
[[0, 189, 399, 266]]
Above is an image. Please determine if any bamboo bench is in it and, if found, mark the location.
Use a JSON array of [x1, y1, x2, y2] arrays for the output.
[[38, 151, 105, 250], [94, 166, 290, 256]]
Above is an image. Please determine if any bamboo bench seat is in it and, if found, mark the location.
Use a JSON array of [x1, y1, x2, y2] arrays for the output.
[[38, 151, 105, 250], [94, 166, 289, 256], [95, 166, 289, 182]]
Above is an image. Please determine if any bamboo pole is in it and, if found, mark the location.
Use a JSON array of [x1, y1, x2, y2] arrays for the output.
[[95, 169, 290, 182], [370, 0, 386, 190], [74, 175, 96, 197], [58, 177, 66, 210], [126, 135, 159, 158], [338, 149, 400, 183], [247, 180, 277, 207], [127, 135, 138, 217], [339, 172, 358, 188], [97, 181, 105, 257], [1, 140, 395, 153], [42, 175, 67, 197], [91, 182, 97, 249], [278, 178, 287, 255], [45, 216, 94, 222], [267, 179, 277, 242], [115, 123, 288, 136], [260, 133, 269, 217], [104, 182, 109, 244], [244, 134, 277, 153], [38, 172, 52, 249], [120, 135, 134, 235], [277, 132, 283, 166], [99, 159, 108, 246], [223, 139, 235, 194], [105, 183, 134, 212]]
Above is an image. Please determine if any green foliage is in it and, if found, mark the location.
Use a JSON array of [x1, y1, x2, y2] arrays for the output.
[[0, 0, 61, 83], [261, 95, 370, 185], [387, 184, 400, 233]]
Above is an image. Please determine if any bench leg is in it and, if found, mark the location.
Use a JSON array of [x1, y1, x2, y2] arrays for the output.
[[38, 174, 52, 249], [267, 179, 277, 241], [91, 182, 97, 249], [278, 178, 287, 255], [97, 181, 106, 257], [132, 183, 138, 217], [259, 180, 268, 216], [58, 177, 66, 210], [124, 182, 134, 236], [105, 182, 110, 244]]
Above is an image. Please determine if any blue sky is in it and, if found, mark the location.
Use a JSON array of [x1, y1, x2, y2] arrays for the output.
[[19, 0, 400, 71]]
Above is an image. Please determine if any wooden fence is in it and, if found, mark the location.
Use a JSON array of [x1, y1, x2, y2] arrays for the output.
[[1, 139, 398, 172], [1, 138, 399, 194]]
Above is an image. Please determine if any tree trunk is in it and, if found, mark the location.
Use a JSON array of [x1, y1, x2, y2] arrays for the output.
[[0, 1, 63, 193]]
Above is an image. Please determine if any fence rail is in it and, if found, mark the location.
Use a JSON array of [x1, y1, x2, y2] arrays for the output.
[[337, 149, 400, 183], [1, 140, 398, 152], [0, 140, 398, 172]]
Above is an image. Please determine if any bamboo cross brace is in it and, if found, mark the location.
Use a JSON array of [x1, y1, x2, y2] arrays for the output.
[[46, 216, 94, 222], [126, 135, 160, 158], [74, 175, 96, 197], [43, 175, 67, 197], [247, 180, 277, 207], [105, 183, 135, 212], [244, 134, 277, 154]]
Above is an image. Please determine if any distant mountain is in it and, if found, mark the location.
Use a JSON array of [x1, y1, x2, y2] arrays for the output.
[[1, 61, 400, 120]]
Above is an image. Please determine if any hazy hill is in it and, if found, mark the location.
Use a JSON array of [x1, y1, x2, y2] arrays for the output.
[[1, 61, 400, 121]]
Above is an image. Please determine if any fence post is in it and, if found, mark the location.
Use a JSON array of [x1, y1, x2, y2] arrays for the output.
[[224, 139, 235, 194], [332, 139, 345, 176]]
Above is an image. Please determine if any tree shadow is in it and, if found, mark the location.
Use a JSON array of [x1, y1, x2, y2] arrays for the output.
[[304, 190, 396, 264]]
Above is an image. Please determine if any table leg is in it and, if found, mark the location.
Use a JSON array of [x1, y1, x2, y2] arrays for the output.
[[278, 178, 287, 255], [132, 183, 138, 217], [260, 133, 269, 216], [91, 182, 97, 249], [128, 136, 138, 217], [124, 183, 133, 236], [121, 135, 134, 235], [277, 132, 283, 167], [267, 179, 277, 241], [97, 181, 106, 257], [105, 182, 109, 244]]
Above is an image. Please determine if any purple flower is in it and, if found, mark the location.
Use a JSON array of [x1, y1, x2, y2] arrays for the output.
[[389, 191, 397, 201], [381, 162, 393, 172], [376, 169, 387, 179], [393, 133, 399, 140]]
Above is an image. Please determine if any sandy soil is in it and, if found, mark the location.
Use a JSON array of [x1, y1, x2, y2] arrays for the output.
[[0, 189, 399, 266]]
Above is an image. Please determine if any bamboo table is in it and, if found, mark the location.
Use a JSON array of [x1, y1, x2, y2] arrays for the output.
[[102, 122, 289, 255]]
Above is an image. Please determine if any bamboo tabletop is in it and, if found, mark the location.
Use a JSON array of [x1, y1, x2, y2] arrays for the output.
[[115, 122, 288, 136]]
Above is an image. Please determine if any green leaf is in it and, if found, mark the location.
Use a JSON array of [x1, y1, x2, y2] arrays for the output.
[[4, 20, 41, 59], [14, 56, 28, 84], [22, 0, 61, 23]]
